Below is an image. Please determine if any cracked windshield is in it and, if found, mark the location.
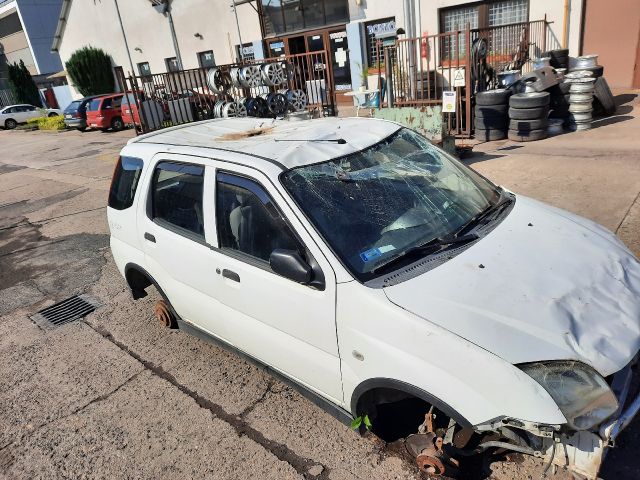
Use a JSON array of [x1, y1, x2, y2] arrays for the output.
[[282, 128, 500, 279]]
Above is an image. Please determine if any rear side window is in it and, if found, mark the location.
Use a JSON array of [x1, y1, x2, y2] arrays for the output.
[[88, 98, 101, 111], [151, 162, 204, 237], [108, 156, 144, 210]]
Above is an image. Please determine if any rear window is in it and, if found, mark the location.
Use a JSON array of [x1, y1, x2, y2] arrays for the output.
[[64, 100, 82, 113], [108, 156, 144, 210]]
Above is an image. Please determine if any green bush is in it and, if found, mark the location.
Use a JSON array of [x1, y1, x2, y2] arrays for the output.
[[66, 46, 115, 96], [26, 115, 66, 131], [8, 60, 41, 106]]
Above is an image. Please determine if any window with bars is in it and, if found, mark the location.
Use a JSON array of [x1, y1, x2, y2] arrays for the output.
[[236, 43, 256, 62], [364, 17, 395, 68], [439, 0, 529, 61]]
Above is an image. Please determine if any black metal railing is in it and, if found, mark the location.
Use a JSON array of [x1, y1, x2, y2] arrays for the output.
[[124, 50, 335, 134]]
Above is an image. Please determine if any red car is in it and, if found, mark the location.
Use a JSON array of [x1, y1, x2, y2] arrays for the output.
[[122, 91, 165, 131], [86, 93, 125, 131]]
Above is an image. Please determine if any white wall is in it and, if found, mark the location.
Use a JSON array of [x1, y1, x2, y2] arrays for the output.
[[57, 0, 262, 79]]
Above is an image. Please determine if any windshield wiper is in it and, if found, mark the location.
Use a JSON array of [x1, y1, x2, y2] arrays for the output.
[[371, 232, 479, 273], [454, 190, 512, 237]]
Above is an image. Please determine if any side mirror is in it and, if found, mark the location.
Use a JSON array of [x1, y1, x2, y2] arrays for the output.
[[270, 249, 312, 284]]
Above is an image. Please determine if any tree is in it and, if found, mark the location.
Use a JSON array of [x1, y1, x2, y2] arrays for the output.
[[7, 60, 41, 106], [65, 46, 115, 96]]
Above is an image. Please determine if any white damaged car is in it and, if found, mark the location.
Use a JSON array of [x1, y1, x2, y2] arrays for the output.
[[107, 117, 640, 478]]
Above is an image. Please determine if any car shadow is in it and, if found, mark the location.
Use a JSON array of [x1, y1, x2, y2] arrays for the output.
[[463, 151, 508, 167]]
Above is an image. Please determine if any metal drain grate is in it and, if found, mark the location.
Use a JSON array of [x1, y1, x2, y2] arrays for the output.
[[31, 294, 100, 327]]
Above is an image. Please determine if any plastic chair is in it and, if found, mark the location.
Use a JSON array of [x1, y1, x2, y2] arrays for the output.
[[356, 77, 386, 117]]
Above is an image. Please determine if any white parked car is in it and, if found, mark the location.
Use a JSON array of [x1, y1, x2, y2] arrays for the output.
[[107, 117, 640, 479], [0, 104, 62, 129]]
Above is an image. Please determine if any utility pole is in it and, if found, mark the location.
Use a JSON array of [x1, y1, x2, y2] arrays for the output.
[[114, 0, 135, 76], [232, 1, 244, 62], [151, 0, 183, 69]]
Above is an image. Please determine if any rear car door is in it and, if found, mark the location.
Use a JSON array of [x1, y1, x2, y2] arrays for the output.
[[24, 105, 40, 120], [138, 153, 231, 341], [206, 163, 343, 403]]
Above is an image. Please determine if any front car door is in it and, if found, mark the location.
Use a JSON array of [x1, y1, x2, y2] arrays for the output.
[[206, 162, 343, 403]]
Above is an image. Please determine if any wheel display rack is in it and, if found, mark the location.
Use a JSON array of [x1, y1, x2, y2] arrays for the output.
[[124, 51, 334, 134]]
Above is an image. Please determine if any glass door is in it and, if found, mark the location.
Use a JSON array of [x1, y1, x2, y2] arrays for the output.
[[328, 29, 352, 103]]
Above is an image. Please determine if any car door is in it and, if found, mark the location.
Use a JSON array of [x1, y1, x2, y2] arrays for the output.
[[206, 162, 343, 404], [23, 105, 40, 121], [137, 153, 232, 342]]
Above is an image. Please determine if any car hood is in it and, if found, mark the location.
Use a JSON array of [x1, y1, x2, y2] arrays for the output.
[[383, 195, 640, 377]]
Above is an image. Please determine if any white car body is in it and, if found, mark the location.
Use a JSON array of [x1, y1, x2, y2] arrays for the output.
[[107, 117, 640, 479], [0, 104, 61, 128]]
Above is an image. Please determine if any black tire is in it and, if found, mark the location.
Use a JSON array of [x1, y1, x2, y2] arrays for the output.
[[475, 104, 508, 117], [558, 82, 571, 94], [593, 76, 616, 115], [48, 112, 58, 117], [509, 92, 550, 108], [111, 117, 124, 131], [572, 65, 604, 78], [4, 118, 17, 129], [77, 127, 88, 132], [543, 49, 569, 69], [509, 118, 548, 131], [508, 129, 548, 142], [550, 107, 570, 118], [475, 116, 508, 129], [475, 128, 507, 141], [509, 106, 549, 120], [550, 94, 570, 108], [476, 89, 511, 106]]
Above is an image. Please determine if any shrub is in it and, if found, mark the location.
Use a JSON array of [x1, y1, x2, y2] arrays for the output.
[[66, 46, 115, 96], [26, 115, 66, 131], [8, 60, 41, 106]]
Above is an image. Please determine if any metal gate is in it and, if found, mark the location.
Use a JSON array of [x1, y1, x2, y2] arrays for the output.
[[123, 51, 335, 134]]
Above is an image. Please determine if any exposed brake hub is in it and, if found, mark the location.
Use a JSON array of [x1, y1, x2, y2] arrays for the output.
[[406, 411, 459, 476]]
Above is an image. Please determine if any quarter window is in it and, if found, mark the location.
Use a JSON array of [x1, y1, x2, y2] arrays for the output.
[[216, 173, 298, 263], [152, 162, 205, 237], [197, 50, 216, 68]]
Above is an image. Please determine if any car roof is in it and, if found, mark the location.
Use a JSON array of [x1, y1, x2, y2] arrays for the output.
[[130, 117, 401, 170]]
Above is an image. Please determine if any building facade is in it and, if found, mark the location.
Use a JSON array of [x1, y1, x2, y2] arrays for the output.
[[0, 0, 63, 89], [53, 0, 639, 102]]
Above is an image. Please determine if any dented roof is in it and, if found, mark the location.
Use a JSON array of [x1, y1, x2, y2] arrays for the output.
[[131, 117, 401, 170]]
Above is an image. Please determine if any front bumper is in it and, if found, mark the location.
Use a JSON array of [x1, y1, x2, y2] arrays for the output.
[[548, 358, 640, 479]]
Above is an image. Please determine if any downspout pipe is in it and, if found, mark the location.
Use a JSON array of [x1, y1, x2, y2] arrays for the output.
[[562, 0, 570, 50], [166, 6, 183, 69]]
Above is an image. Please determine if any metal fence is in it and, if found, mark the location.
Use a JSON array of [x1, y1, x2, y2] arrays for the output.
[[124, 51, 335, 134], [378, 18, 555, 137], [0, 89, 17, 108]]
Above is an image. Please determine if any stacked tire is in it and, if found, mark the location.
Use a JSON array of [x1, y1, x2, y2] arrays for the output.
[[592, 76, 616, 116], [567, 78, 596, 131], [508, 92, 550, 142], [542, 49, 569, 69], [475, 89, 511, 141], [548, 82, 571, 124]]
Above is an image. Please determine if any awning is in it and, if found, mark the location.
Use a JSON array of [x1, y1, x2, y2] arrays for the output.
[[47, 70, 68, 79]]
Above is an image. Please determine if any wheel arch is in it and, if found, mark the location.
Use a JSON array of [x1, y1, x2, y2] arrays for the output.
[[350, 377, 472, 429]]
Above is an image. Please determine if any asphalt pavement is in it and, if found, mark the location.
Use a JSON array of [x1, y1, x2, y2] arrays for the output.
[[1, 93, 639, 480]]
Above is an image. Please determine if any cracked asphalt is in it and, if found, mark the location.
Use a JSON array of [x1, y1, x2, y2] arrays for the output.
[[1, 94, 639, 480]]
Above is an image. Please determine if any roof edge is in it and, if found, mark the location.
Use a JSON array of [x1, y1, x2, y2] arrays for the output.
[[51, 0, 71, 53]]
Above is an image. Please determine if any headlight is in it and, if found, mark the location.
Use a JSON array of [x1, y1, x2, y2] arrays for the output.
[[519, 361, 618, 430]]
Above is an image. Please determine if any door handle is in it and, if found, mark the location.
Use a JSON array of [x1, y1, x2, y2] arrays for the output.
[[144, 232, 156, 243], [222, 269, 240, 282]]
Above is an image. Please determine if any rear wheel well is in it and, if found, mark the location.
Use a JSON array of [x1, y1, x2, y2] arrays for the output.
[[125, 264, 153, 299]]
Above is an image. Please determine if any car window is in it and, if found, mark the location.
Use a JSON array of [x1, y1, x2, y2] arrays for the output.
[[24, 105, 36, 111], [152, 162, 204, 237], [112, 96, 123, 108], [216, 172, 298, 263], [108, 156, 144, 210], [88, 98, 102, 111], [102, 98, 112, 109], [65, 100, 82, 113]]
